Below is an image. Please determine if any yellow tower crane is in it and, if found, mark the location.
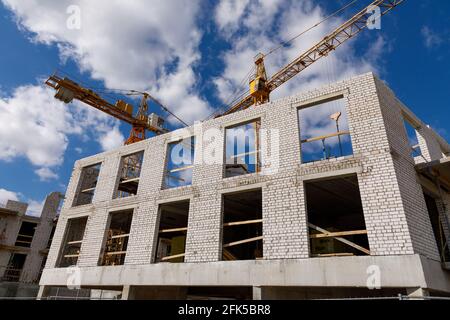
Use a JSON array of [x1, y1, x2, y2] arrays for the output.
[[219, 0, 405, 117]]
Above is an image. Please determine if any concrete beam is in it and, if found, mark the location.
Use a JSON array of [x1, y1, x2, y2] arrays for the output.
[[40, 255, 441, 291]]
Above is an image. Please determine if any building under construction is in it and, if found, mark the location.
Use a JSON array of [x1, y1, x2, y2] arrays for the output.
[[38, 73, 450, 299], [0, 192, 62, 297]]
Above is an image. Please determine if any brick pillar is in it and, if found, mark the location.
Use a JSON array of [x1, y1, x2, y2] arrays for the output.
[[375, 78, 441, 260]]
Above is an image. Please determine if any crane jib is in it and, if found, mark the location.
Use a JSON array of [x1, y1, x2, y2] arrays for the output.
[[220, 0, 405, 116]]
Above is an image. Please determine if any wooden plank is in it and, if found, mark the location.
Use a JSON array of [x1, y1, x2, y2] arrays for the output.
[[223, 236, 263, 248], [223, 249, 237, 261], [301, 131, 350, 143], [81, 187, 96, 193], [105, 251, 127, 256], [159, 227, 188, 234], [161, 253, 185, 261], [308, 223, 370, 255], [120, 177, 140, 184], [169, 165, 194, 173], [309, 230, 367, 239], [63, 254, 79, 258], [15, 240, 32, 244], [223, 219, 263, 227], [110, 233, 129, 239], [312, 253, 354, 257], [17, 234, 33, 238], [67, 240, 83, 245], [230, 150, 259, 159]]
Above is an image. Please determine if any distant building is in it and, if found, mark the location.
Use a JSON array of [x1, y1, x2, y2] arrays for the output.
[[0, 192, 62, 297]]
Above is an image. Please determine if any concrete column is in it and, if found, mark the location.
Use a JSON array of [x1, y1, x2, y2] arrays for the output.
[[121, 285, 133, 300], [406, 287, 430, 299], [252, 286, 262, 300], [416, 126, 443, 162], [36, 285, 50, 300]]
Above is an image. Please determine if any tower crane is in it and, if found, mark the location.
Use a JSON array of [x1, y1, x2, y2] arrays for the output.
[[218, 0, 405, 117], [45, 74, 187, 145]]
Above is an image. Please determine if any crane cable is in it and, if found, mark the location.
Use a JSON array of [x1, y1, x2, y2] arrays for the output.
[[209, 0, 360, 120], [263, 0, 359, 59], [204, 65, 256, 121], [127, 90, 189, 127]]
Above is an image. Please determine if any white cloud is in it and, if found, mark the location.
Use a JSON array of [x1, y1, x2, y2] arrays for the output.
[[215, 0, 250, 34], [421, 26, 443, 49], [214, 0, 389, 108], [0, 85, 78, 168], [99, 126, 124, 151], [0, 188, 44, 216], [26, 199, 44, 217], [0, 188, 19, 204], [74, 147, 83, 154], [0, 84, 120, 179], [35, 167, 59, 181], [2, 0, 212, 125]]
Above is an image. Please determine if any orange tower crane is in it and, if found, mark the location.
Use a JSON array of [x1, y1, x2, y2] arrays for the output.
[[45, 75, 187, 145]]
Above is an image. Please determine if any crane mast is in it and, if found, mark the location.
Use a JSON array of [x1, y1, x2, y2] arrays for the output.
[[220, 0, 405, 117]]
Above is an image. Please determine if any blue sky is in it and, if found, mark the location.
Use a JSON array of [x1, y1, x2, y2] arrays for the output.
[[0, 0, 449, 215]]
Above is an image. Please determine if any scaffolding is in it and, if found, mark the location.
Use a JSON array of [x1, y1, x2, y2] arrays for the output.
[[115, 152, 144, 198]]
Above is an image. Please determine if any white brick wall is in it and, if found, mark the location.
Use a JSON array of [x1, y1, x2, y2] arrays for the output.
[[44, 72, 448, 276]]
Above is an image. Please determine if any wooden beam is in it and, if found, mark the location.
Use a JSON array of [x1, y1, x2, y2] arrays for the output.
[[301, 131, 350, 144], [81, 187, 96, 193], [17, 234, 33, 238], [169, 165, 194, 173], [308, 223, 370, 255], [15, 240, 32, 244], [110, 233, 130, 239], [105, 251, 127, 256], [159, 227, 188, 234], [230, 150, 259, 159], [223, 249, 237, 261], [309, 230, 367, 239], [312, 253, 354, 257], [63, 254, 79, 258], [223, 219, 263, 227], [161, 253, 185, 261], [67, 240, 83, 245], [119, 177, 140, 184], [223, 236, 263, 248]]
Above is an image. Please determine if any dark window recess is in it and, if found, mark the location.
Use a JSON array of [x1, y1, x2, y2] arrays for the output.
[[115, 152, 144, 198], [38, 256, 47, 282], [298, 97, 353, 163], [225, 120, 261, 178], [58, 217, 88, 268], [47, 225, 56, 249], [404, 120, 422, 158], [222, 189, 263, 261], [2, 253, 26, 282], [155, 201, 190, 263], [101, 210, 133, 266], [15, 221, 37, 248], [305, 175, 370, 257], [73, 163, 101, 206], [164, 137, 195, 189], [424, 193, 450, 262]]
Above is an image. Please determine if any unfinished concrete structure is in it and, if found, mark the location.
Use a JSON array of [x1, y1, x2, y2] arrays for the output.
[[39, 73, 450, 299], [0, 192, 62, 297]]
